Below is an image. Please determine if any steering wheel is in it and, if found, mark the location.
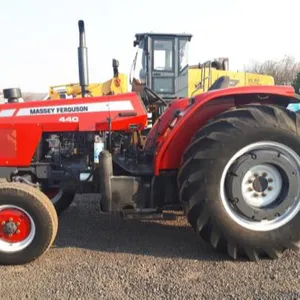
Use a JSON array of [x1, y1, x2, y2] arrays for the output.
[[143, 87, 168, 107]]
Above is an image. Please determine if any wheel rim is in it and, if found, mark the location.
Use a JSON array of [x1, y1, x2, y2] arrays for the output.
[[44, 188, 63, 205], [241, 164, 282, 208], [0, 205, 36, 252], [220, 141, 300, 231]]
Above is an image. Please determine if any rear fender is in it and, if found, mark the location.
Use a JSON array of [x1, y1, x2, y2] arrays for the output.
[[144, 97, 189, 150], [153, 85, 297, 175]]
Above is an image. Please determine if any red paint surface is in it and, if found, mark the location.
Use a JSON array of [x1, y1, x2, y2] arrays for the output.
[[152, 85, 296, 175]]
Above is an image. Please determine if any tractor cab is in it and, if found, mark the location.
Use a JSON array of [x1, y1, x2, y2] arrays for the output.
[[130, 32, 192, 102]]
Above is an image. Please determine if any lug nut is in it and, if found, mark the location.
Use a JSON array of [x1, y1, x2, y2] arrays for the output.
[[248, 187, 253, 192], [16, 222, 20, 226], [253, 193, 259, 197], [268, 178, 273, 183], [1, 221, 5, 226], [262, 192, 267, 197], [262, 172, 268, 177], [16, 230, 20, 234], [254, 173, 259, 177], [232, 198, 239, 204], [8, 233, 12, 237], [248, 179, 253, 184], [268, 187, 273, 191], [8, 218, 13, 222]]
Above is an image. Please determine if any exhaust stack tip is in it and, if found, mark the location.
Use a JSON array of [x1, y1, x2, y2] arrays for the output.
[[78, 20, 86, 47], [78, 20, 84, 29], [77, 19, 89, 97]]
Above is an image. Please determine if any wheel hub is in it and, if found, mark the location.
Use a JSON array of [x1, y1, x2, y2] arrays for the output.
[[220, 141, 300, 231], [0, 207, 32, 244], [252, 176, 268, 193], [240, 163, 283, 209], [3, 221, 18, 235]]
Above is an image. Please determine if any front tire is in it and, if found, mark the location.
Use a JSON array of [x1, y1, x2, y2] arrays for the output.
[[0, 179, 76, 216], [0, 182, 58, 265], [178, 104, 300, 261]]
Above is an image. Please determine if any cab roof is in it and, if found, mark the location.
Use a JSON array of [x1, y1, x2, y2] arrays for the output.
[[134, 33, 192, 46]]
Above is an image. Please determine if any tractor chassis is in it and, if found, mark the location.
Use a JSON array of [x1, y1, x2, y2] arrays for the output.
[[0, 149, 179, 221]]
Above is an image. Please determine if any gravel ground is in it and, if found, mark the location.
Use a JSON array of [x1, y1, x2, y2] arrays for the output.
[[1, 195, 300, 300]]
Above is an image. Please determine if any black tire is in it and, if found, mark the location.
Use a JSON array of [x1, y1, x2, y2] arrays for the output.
[[54, 191, 75, 214], [0, 179, 76, 215], [0, 182, 58, 265], [178, 104, 300, 261], [42, 188, 76, 215]]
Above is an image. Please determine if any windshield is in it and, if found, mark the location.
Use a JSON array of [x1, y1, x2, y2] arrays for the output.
[[130, 40, 147, 84], [153, 39, 173, 72], [179, 39, 189, 72]]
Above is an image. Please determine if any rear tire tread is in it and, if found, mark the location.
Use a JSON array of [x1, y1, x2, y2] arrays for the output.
[[178, 104, 300, 261]]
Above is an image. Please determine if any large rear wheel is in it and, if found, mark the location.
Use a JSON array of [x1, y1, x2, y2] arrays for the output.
[[178, 104, 300, 261], [0, 182, 58, 265]]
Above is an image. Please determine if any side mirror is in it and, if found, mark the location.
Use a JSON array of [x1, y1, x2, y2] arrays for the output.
[[112, 59, 119, 78], [112, 59, 119, 68]]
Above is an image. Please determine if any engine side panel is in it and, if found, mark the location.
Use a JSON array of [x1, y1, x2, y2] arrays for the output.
[[0, 124, 42, 166], [0, 92, 147, 167], [153, 85, 297, 175]]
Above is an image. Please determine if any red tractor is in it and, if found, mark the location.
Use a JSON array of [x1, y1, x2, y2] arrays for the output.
[[1, 21, 300, 265]]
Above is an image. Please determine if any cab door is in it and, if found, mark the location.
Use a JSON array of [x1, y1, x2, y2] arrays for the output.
[[149, 37, 176, 98]]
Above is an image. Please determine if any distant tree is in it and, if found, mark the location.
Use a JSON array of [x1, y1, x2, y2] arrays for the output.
[[292, 72, 300, 94], [245, 55, 300, 85]]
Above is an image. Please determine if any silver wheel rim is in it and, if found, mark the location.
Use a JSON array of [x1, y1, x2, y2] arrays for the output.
[[0, 205, 36, 253], [50, 189, 63, 205], [42, 188, 63, 205], [220, 141, 300, 231]]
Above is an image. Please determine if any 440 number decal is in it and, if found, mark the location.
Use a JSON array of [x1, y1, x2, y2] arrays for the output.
[[58, 116, 79, 122]]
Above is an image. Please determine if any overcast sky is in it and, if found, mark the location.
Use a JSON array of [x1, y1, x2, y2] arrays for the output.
[[0, 0, 298, 92]]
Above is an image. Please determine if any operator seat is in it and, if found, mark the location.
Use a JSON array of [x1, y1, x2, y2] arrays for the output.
[[131, 78, 146, 98], [208, 76, 231, 91]]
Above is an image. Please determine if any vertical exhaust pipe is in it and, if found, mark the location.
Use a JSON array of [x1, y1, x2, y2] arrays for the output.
[[78, 20, 89, 97]]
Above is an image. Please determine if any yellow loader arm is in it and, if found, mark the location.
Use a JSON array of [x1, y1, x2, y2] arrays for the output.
[[46, 57, 128, 100], [46, 73, 128, 100]]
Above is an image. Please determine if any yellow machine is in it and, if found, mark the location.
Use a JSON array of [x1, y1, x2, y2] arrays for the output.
[[130, 33, 274, 100], [46, 32, 274, 101]]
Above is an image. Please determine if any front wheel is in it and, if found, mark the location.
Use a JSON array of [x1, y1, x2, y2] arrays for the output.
[[0, 182, 58, 265], [178, 104, 300, 261]]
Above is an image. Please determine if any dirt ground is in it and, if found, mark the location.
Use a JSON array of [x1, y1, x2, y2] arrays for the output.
[[1, 195, 300, 300]]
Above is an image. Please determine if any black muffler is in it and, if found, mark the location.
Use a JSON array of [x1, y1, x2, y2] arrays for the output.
[[78, 20, 89, 97]]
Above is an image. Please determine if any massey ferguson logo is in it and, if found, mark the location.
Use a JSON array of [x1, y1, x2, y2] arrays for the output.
[[29, 105, 89, 115]]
